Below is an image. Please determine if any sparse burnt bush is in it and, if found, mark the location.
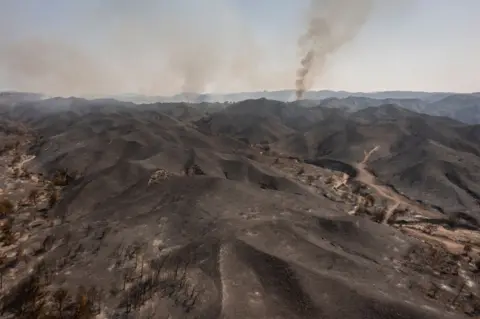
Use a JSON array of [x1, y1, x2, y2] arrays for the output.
[[445, 215, 459, 229], [86, 286, 102, 315], [306, 175, 315, 184], [351, 182, 368, 195], [0, 198, 14, 217], [1, 217, 15, 245], [474, 259, 480, 274], [426, 282, 441, 300], [0, 141, 16, 155], [11, 167, 20, 178], [185, 164, 205, 176], [10, 154, 21, 166], [0, 253, 5, 289], [52, 168, 75, 187], [48, 190, 59, 209], [258, 142, 270, 152], [404, 243, 459, 276], [423, 224, 438, 235], [259, 176, 278, 191], [0, 270, 47, 318], [386, 208, 405, 225], [119, 254, 200, 316], [28, 189, 40, 206], [41, 235, 55, 252], [463, 244, 473, 257], [363, 194, 375, 207], [72, 286, 95, 319], [52, 287, 70, 318], [370, 208, 385, 223]]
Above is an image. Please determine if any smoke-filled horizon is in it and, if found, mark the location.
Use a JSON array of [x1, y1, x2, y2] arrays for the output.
[[0, 0, 479, 97]]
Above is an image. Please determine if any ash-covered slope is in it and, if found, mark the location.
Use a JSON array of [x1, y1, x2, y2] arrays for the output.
[[195, 98, 345, 144], [330, 106, 480, 214], [0, 101, 466, 319], [204, 100, 480, 216], [290, 105, 480, 214]]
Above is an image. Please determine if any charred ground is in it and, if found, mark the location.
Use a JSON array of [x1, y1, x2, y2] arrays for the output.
[[0, 97, 479, 318]]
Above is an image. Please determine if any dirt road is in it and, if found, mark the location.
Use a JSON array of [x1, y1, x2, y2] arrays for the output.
[[354, 146, 442, 220]]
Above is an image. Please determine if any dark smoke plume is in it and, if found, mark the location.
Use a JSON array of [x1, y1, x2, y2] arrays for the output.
[[295, 0, 373, 100]]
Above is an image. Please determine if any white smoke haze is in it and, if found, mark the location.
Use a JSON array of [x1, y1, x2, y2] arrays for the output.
[[0, 0, 298, 96], [0, 0, 433, 97]]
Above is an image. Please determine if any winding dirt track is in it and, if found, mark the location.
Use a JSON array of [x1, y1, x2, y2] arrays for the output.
[[353, 146, 442, 220]]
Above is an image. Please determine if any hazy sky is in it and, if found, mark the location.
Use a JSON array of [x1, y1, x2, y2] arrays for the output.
[[0, 0, 479, 96]]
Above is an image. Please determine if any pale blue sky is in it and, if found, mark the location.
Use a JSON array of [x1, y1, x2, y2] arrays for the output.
[[0, 1, 479, 96]]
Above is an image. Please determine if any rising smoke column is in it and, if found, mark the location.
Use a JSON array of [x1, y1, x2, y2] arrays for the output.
[[295, 0, 373, 100]]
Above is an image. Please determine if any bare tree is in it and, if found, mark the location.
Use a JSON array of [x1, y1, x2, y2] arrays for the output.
[[27, 189, 39, 206], [1, 218, 15, 246], [53, 288, 70, 318], [0, 198, 15, 217], [123, 267, 135, 291], [0, 254, 5, 290], [1, 272, 46, 318], [450, 281, 467, 309], [48, 190, 59, 209], [74, 285, 94, 319], [183, 286, 200, 313], [151, 256, 168, 281]]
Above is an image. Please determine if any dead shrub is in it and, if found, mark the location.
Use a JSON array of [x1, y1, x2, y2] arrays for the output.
[[306, 175, 315, 184], [52, 168, 76, 187], [387, 208, 404, 225], [0, 272, 46, 317], [296, 167, 305, 175], [48, 191, 59, 209], [53, 288, 71, 318], [371, 208, 385, 223], [1, 218, 15, 245], [423, 224, 438, 235], [10, 154, 21, 166], [0, 142, 15, 155], [474, 259, 480, 274], [325, 176, 334, 185], [19, 169, 31, 179], [463, 244, 473, 256], [364, 194, 375, 207], [11, 167, 20, 178], [52, 172, 68, 186], [185, 164, 205, 176], [446, 215, 459, 229], [0, 199, 14, 217], [28, 189, 40, 206]]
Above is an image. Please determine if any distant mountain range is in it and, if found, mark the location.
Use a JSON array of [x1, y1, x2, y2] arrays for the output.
[[89, 90, 480, 125], [98, 90, 460, 104], [3, 89, 480, 124]]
